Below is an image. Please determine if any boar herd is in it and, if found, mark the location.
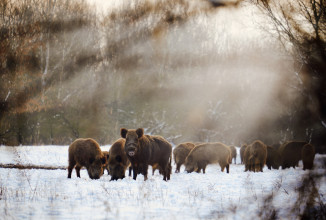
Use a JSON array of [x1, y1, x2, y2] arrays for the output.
[[67, 128, 316, 181]]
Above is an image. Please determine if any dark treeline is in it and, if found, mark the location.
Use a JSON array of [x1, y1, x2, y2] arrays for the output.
[[0, 0, 325, 154], [250, 0, 326, 154]]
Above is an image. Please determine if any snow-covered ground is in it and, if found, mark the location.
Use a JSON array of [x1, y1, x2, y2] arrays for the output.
[[0, 145, 325, 219]]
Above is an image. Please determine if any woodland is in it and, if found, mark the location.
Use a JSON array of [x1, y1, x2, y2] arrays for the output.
[[0, 0, 325, 153]]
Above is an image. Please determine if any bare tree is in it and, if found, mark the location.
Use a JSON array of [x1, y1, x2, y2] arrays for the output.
[[251, 0, 326, 151]]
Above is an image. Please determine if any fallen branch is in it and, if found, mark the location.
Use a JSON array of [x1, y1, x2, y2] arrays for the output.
[[0, 163, 67, 170]]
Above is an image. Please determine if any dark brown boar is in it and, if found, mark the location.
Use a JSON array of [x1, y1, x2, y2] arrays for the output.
[[102, 151, 110, 175], [302, 144, 315, 170], [107, 138, 131, 180], [266, 146, 281, 170], [173, 142, 196, 173], [240, 144, 247, 164], [121, 128, 172, 181], [279, 141, 308, 169], [229, 146, 237, 164], [244, 140, 267, 172], [68, 138, 107, 179], [184, 142, 231, 174]]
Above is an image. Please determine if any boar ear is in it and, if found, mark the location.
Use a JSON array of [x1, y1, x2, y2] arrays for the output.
[[136, 128, 144, 138], [89, 158, 95, 164], [115, 155, 122, 163], [101, 156, 107, 164], [121, 128, 128, 138]]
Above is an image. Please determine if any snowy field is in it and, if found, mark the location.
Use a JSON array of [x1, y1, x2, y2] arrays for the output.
[[0, 145, 325, 219]]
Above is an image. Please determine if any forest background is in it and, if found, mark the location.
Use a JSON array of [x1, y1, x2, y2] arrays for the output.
[[0, 0, 325, 154]]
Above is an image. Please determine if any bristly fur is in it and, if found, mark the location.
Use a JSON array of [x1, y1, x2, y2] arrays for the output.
[[121, 128, 172, 181]]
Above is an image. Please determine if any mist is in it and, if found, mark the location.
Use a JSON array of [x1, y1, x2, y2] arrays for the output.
[[88, 0, 299, 145], [0, 0, 311, 146]]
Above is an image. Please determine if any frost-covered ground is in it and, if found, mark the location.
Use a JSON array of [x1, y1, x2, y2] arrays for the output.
[[0, 145, 325, 219]]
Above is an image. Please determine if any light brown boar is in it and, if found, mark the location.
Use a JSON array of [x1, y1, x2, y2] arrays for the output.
[[244, 140, 267, 172], [107, 138, 131, 180], [302, 143, 315, 170], [229, 146, 237, 164], [279, 141, 308, 169], [240, 144, 247, 164], [184, 142, 231, 174], [68, 138, 107, 179], [173, 142, 196, 173]]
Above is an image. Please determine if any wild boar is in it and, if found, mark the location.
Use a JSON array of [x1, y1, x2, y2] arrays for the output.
[[244, 140, 267, 172], [107, 138, 131, 180], [266, 145, 281, 170], [121, 128, 172, 181], [184, 142, 231, 174], [173, 142, 196, 173], [68, 138, 107, 179], [302, 143, 315, 170], [279, 141, 308, 169]]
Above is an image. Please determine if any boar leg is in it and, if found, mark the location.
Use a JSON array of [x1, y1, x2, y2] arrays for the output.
[[68, 167, 74, 178], [129, 167, 132, 177], [75, 165, 81, 178], [175, 163, 181, 173], [68, 160, 76, 178], [203, 165, 207, 174], [161, 160, 170, 181], [167, 163, 171, 180], [219, 161, 224, 172], [132, 165, 138, 180], [249, 159, 254, 171], [201, 161, 207, 174], [142, 164, 149, 181], [226, 164, 230, 173], [162, 163, 168, 181], [254, 163, 258, 172], [68, 168, 73, 178], [197, 161, 204, 173], [161, 167, 167, 181]]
